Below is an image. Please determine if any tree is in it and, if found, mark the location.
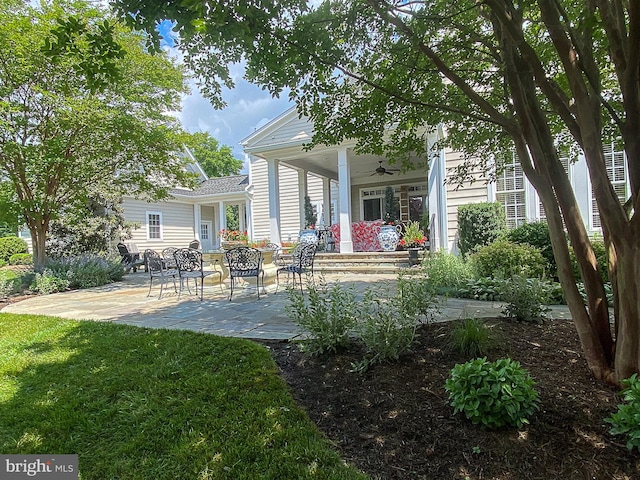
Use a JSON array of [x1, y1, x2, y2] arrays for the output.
[[0, 181, 21, 237], [383, 186, 398, 224], [304, 195, 317, 228], [185, 132, 243, 178], [0, 1, 195, 268], [112, 1, 640, 384]]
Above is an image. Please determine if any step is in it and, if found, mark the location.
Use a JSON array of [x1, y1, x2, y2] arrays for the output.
[[277, 250, 428, 274]]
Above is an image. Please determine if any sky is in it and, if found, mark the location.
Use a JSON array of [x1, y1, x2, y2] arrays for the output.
[[157, 22, 294, 164]]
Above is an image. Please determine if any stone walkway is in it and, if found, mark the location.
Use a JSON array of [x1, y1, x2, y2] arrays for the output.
[[0, 272, 572, 340]]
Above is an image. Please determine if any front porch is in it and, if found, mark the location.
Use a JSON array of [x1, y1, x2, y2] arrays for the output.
[[241, 107, 449, 253]]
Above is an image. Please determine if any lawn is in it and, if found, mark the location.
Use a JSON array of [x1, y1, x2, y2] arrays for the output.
[[0, 313, 367, 480]]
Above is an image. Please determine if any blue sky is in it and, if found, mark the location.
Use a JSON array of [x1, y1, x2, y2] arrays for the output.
[[157, 21, 294, 162]]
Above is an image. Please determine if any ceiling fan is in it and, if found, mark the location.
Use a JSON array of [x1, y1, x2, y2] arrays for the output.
[[371, 160, 400, 176]]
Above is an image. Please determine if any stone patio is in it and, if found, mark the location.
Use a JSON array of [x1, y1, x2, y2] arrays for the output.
[[0, 271, 573, 340]]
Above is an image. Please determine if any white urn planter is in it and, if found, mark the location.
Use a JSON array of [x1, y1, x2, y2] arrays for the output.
[[377, 225, 401, 252]]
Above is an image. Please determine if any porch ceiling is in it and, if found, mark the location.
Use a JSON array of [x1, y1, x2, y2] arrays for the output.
[[258, 145, 428, 185]]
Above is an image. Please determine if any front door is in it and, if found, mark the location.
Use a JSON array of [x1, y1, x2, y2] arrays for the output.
[[200, 221, 213, 251]]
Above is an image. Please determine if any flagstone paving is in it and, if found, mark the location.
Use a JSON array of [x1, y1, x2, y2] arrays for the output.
[[1, 272, 572, 340]]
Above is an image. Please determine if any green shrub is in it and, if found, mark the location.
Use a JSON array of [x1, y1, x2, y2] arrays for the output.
[[352, 291, 418, 373], [285, 276, 358, 355], [44, 254, 124, 289], [570, 237, 609, 283], [500, 275, 551, 323], [457, 277, 506, 301], [0, 270, 20, 299], [505, 222, 556, 277], [447, 319, 494, 357], [419, 251, 473, 294], [0, 236, 28, 262], [9, 253, 33, 265], [31, 269, 70, 295], [445, 357, 540, 429], [397, 269, 437, 319], [470, 240, 547, 279], [458, 202, 506, 257], [606, 373, 640, 451]]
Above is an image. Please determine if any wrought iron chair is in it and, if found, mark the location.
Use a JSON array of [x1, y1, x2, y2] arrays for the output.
[[117, 242, 144, 273], [161, 247, 178, 269], [224, 247, 264, 301], [276, 243, 317, 293], [173, 248, 222, 301], [143, 249, 178, 299]]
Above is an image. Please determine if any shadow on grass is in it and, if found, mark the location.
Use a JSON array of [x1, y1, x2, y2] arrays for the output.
[[0, 314, 366, 480]]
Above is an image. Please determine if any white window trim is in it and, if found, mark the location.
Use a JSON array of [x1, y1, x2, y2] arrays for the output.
[[146, 211, 163, 241], [358, 183, 428, 221]]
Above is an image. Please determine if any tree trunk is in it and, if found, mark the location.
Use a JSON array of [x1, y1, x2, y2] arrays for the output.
[[610, 236, 640, 381], [28, 220, 48, 271]]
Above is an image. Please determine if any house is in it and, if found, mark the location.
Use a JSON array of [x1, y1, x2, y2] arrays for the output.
[[116, 108, 626, 254], [120, 148, 256, 252], [240, 107, 624, 253]]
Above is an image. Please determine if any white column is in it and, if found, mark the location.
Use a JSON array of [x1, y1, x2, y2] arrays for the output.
[[337, 147, 353, 253], [245, 199, 253, 240], [322, 177, 332, 226], [193, 203, 202, 242], [298, 169, 308, 228], [428, 147, 448, 252], [238, 204, 246, 233], [267, 158, 282, 245], [218, 201, 226, 246]]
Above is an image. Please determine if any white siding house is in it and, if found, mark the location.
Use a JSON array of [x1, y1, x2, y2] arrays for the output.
[[240, 108, 617, 253]]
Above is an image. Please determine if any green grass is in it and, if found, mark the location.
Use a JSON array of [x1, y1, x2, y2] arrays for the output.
[[0, 314, 367, 480]]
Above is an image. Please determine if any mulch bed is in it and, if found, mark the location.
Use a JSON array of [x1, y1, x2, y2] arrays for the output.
[[260, 319, 640, 479]]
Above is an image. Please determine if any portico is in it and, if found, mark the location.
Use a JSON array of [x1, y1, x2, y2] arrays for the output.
[[241, 107, 447, 252]]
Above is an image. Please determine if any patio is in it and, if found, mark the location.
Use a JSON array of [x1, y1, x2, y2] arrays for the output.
[[0, 271, 573, 339]]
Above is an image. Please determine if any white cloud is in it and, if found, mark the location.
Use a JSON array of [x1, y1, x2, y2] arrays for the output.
[[178, 66, 293, 161]]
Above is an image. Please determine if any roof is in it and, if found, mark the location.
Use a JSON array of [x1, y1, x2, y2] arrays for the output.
[[172, 175, 249, 197]]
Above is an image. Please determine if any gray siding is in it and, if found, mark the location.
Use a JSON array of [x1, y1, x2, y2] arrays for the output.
[[250, 158, 324, 243], [122, 197, 196, 251], [444, 150, 489, 249], [250, 115, 314, 150]]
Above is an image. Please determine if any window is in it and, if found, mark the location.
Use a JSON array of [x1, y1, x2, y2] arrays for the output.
[[363, 198, 382, 221], [496, 155, 526, 228], [538, 156, 569, 221], [592, 142, 627, 229], [200, 223, 210, 241], [360, 187, 402, 221], [146, 211, 162, 240]]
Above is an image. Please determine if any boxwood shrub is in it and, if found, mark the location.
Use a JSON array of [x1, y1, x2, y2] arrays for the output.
[[504, 221, 556, 277], [0, 236, 28, 263], [458, 202, 506, 257], [470, 240, 548, 279]]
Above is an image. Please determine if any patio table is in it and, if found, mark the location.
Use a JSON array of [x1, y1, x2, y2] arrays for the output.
[[203, 249, 277, 286]]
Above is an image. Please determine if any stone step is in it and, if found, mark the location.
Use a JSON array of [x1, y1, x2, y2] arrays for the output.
[[278, 250, 427, 274], [316, 265, 405, 274]]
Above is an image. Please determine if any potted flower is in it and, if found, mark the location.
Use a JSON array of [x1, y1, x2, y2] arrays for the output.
[[399, 221, 427, 265], [219, 229, 249, 249]]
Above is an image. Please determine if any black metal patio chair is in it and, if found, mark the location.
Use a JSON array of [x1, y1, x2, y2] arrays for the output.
[[143, 249, 178, 299], [275, 243, 317, 293], [161, 247, 178, 269], [224, 247, 264, 301], [173, 248, 222, 301], [117, 242, 144, 273]]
